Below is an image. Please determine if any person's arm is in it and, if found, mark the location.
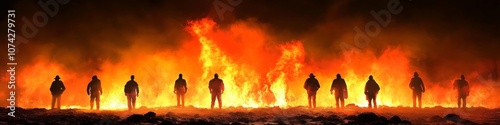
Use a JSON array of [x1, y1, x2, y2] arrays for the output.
[[409, 79, 414, 89], [98, 81, 102, 95], [87, 82, 91, 95], [61, 81, 66, 92], [421, 79, 425, 93], [221, 80, 225, 94], [173, 81, 177, 94], [465, 81, 470, 95], [304, 80, 308, 90], [316, 80, 320, 89], [343, 80, 348, 97], [364, 82, 368, 94], [124, 82, 128, 95], [184, 80, 188, 92], [208, 80, 212, 93], [136, 82, 139, 96], [330, 80, 335, 94], [50, 82, 55, 93]]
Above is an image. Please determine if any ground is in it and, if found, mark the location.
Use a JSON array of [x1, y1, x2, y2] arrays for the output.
[[1, 105, 499, 124]]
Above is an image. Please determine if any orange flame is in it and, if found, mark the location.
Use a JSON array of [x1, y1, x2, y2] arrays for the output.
[[9, 18, 499, 110]]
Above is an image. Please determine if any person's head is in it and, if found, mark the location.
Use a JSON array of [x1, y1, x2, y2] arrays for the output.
[[214, 73, 219, 79], [461, 75, 465, 80], [336, 74, 341, 79], [414, 72, 419, 77], [92, 75, 98, 80], [55, 75, 60, 80], [131, 75, 135, 80], [179, 74, 183, 78], [369, 75, 373, 80]]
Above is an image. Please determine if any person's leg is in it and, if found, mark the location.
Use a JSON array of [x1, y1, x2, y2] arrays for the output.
[[462, 97, 467, 108], [211, 94, 216, 109], [127, 95, 132, 110], [90, 96, 95, 110], [368, 96, 373, 109], [307, 94, 312, 108], [412, 92, 417, 108], [374, 94, 378, 109], [51, 95, 56, 110], [335, 96, 340, 109], [417, 93, 422, 108], [312, 93, 317, 108], [57, 95, 61, 109], [96, 95, 100, 110], [457, 96, 461, 108], [217, 94, 222, 109], [176, 94, 180, 106], [132, 96, 136, 109], [340, 96, 345, 108], [181, 94, 185, 106]]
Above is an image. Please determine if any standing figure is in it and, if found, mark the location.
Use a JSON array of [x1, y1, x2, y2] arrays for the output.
[[409, 72, 425, 108], [453, 75, 470, 108], [174, 74, 188, 107], [304, 73, 320, 108], [364, 75, 380, 109], [208, 73, 224, 109], [330, 74, 348, 109], [50, 75, 66, 109], [87, 75, 102, 110], [125, 75, 139, 111]]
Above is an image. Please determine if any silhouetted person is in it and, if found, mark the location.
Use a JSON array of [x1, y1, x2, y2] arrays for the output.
[[453, 75, 470, 108], [209, 73, 224, 109], [87, 75, 102, 110], [409, 72, 425, 108], [304, 73, 320, 108], [50, 75, 66, 109], [174, 74, 188, 107], [364, 75, 380, 109], [125, 75, 139, 111], [330, 74, 348, 109]]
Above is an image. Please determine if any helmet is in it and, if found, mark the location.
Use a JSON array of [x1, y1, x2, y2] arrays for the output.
[[309, 73, 315, 78]]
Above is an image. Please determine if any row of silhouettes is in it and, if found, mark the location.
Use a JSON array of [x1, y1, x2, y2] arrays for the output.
[[49, 72, 470, 110], [49, 73, 224, 110], [305, 72, 470, 109]]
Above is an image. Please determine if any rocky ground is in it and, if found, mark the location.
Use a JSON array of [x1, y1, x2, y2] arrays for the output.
[[1, 105, 499, 125]]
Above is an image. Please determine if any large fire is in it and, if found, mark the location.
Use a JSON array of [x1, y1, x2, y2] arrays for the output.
[[12, 18, 500, 110]]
